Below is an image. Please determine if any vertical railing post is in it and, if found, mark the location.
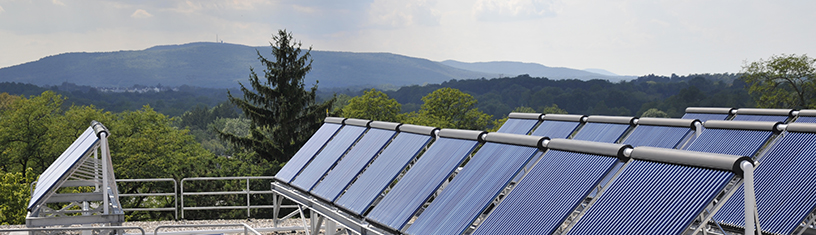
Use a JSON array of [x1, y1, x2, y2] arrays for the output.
[[246, 177, 251, 218]]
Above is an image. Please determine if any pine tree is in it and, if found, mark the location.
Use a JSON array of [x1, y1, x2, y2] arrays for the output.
[[219, 29, 336, 163]]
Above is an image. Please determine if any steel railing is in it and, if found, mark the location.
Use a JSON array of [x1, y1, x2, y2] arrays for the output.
[[180, 176, 277, 219], [116, 178, 178, 219], [0, 226, 145, 235]]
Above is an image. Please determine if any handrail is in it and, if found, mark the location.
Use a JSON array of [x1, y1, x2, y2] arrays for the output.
[[154, 223, 261, 235], [0, 226, 145, 235], [180, 176, 277, 219], [116, 178, 178, 219]]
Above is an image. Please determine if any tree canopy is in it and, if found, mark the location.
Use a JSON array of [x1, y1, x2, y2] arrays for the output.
[[342, 88, 401, 122], [741, 54, 816, 109], [401, 87, 492, 130], [219, 29, 336, 163]]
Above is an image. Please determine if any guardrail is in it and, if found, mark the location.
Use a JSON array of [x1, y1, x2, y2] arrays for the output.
[[180, 176, 277, 219], [154, 223, 261, 235], [0, 226, 145, 235], [117, 178, 178, 219]]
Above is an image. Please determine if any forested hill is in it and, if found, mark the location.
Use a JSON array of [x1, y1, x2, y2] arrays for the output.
[[0, 42, 634, 89], [440, 60, 635, 82], [384, 73, 752, 118], [0, 42, 494, 89]]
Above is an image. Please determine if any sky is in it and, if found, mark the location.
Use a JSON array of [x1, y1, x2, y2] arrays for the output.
[[1, 0, 814, 76]]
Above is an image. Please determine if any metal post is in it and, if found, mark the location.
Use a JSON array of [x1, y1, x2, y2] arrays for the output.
[[181, 178, 185, 219], [101, 132, 109, 214], [247, 178, 251, 218]]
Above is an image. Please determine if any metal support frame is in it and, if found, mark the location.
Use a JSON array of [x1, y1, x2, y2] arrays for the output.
[[272, 181, 393, 235], [180, 176, 276, 219], [116, 178, 178, 219], [26, 127, 124, 228]]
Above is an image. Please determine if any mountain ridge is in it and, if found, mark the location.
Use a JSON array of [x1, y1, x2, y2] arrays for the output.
[[0, 42, 632, 89]]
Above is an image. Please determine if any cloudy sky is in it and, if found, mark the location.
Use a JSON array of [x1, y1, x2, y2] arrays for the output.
[[1, 0, 814, 76]]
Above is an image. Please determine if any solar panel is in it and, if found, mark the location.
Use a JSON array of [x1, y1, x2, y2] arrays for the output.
[[733, 108, 793, 122], [796, 116, 816, 123], [405, 133, 544, 235], [531, 114, 585, 138], [310, 121, 399, 202], [795, 110, 816, 123], [471, 140, 627, 235], [496, 112, 541, 134], [365, 129, 483, 231], [567, 160, 733, 234], [28, 127, 99, 210], [732, 114, 790, 122], [684, 120, 778, 155], [682, 107, 734, 122], [290, 119, 369, 191], [682, 112, 730, 122], [275, 117, 344, 183], [334, 125, 435, 215], [572, 116, 634, 143], [713, 124, 816, 234], [623, 118, 696, 148]]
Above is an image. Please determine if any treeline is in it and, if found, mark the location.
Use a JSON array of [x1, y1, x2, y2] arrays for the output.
[[381, 73, 753, 118], [0, 82, 236, 117]]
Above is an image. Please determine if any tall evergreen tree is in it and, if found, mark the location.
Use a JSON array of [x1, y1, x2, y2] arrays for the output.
[[219, 29, 336, 163]]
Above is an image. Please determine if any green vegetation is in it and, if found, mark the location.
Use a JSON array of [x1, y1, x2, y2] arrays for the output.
[[218, 29, 337, 164], [342, 89, 401, 122], [741, 54, 816, 109], [2, 51, 794, 224]]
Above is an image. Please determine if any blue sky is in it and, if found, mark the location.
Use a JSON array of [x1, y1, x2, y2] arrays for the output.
[[1, 0, 814, 76]]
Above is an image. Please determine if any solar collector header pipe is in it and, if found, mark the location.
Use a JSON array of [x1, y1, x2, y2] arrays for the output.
[[482, 132, 548, 149], [785, 122, 816, 133], [507, 112, 543, 120], [324, 117, 346, 124], [798, 109, 816, 117], [628, 146, 753, 175], [541, 114, 587, 122], [636, 117, 700, 128], [584, 115, 636, 125], [544, 138, 632, 161], [736, 108, 795, 117], [398, 124, 439, 137], [369, 121, 401, 131], [685, 107, 735, 114], [343, 118, 372, 127], [437, 129, 487, 142], [704, 120, 783, 134]]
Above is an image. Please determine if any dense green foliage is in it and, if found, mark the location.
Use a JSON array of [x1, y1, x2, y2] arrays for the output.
[[0, 91, 280, 223], [342, 89, 401, 122], [383, 73, 751, 118], [218, 30, 337, 164], [0, 82, 233, 117], [741, 54, 816, 109]]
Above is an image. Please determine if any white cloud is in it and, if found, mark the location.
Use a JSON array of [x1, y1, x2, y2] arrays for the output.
[[473, 0, 561, 22], [368, 0, 441, 28], [0, 4, 5, 14], [131, 9, 153, 18], [52, 0, 66, 6]]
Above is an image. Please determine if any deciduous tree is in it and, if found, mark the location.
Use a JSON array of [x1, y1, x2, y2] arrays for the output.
[[742, 54, 816, 109], [342, 89, 401, 122], [402, 88, 492, 130]]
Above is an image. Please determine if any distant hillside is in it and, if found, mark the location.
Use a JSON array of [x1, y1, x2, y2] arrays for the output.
[[440, 60, 635, 82], [0, 42, 496, 89]]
